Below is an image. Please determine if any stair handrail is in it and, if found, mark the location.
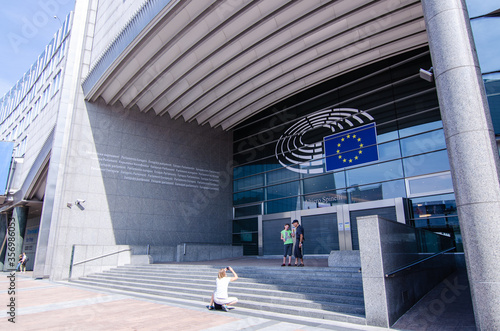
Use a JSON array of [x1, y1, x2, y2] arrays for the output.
[[68, 246, 131, 279], [385, 246, 456, 278]]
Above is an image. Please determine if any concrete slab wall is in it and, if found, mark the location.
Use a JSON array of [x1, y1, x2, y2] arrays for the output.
[[175, 243, 243, 262], [69, 243, 243, 279], [45, 96, 233, 280], [358, 215, 456, 327]]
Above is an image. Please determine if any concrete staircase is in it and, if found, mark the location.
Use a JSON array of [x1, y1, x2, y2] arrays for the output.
[[69, 264, 366, 324]]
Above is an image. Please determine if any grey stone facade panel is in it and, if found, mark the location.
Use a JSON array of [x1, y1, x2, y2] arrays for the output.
[[43, 93, 233, 279]]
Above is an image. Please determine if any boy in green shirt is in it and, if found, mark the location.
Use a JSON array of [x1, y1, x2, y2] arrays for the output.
[[281, 223, 293, 266]]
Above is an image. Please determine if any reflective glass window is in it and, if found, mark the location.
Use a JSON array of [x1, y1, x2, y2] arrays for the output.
[[234, 204, 261, 218], [233, 164, 266, 179], [303, 189, 347, 209], [409, 193, 460, 250], [265, 197, 301, 214], [346, 160, 403, 186], [233, 189, 264, 205], [407, 172, 454, 197], [267, 167, 300, 185], [267, 181, 300, 200], [470, 18, 500, 73], [400, 129, 446, 157], [484, 74, 500, 134], [466, 0, 500, 19], [303, 172, 345, 194], [233, 173, 264, 192], [399, 120, 443, 138], [403, 150, 450, 177], [376, 122, 399, 144], [378, 140, 401, 161], [411, 194, 458, 218], [233, 217, 258, 233], [348, 179, 406, 203]]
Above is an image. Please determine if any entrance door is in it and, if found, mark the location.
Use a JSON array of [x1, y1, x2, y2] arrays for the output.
[[300, 213, 339, 254], [262, 213, 339, 255], [262, 217, 290, 255]]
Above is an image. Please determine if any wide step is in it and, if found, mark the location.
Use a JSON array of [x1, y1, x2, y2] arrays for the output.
[[69, 263, 366, 324]]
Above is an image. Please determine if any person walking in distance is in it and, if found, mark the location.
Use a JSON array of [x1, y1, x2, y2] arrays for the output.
[[207, 266, 238, 311], [16, 252, 28, 273], [292, 220, 304, 267], [281, 223, 293, 266]]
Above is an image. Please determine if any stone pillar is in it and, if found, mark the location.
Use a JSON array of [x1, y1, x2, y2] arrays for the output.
[[2, 207, 28, 271], [357, 215, 389, 328], [421, 1, 500, 329]]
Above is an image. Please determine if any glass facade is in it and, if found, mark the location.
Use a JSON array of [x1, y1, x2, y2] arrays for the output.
[[0, 13, 72, 156], [232, 47, 466, 253], [466, 0, 500, 135]]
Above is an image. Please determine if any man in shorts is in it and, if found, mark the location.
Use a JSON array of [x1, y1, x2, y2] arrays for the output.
[[292, 219, 304, 267]]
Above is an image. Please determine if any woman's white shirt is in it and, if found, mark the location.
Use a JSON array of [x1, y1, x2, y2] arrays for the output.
[[215, 277, 231, 299]]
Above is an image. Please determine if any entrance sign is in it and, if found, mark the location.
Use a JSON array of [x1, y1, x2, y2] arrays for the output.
[[275, 108, 375, 174], [324, 123, 378, 172]]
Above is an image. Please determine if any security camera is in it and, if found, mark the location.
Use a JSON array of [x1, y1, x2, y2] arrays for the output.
[[419, 68, 434, 82], [75, 199, 85, 205]]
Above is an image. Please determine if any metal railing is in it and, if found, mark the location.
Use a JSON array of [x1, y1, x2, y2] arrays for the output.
[[385, 246, 456, 278], [68, 246, 131, 279]]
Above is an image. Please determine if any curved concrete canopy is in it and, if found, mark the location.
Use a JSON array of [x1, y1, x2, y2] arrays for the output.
[[84, 0, 427, 130]]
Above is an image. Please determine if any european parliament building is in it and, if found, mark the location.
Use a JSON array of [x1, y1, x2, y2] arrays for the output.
[[1, 0, 499, 328]]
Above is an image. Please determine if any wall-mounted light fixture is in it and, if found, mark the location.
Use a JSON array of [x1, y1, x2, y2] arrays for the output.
[[419, 67, 434, 82], [67, 199, 85, 209], [75, 199, 85, 206]]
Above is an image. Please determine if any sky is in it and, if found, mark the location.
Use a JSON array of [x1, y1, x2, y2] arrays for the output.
[[0, 0, 75, 98]]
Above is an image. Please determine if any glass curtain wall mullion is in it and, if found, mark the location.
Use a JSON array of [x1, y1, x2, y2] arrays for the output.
[[235, 145, 407, 195], [237, 175, 408, 203], [233, 108, 441, 184], [261, 178, 408, 208], [233, 89, 438, 167], [234, 126, 446, 193]]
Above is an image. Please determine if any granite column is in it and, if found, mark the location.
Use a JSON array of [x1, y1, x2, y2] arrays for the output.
[[421, 0, 500, 329]]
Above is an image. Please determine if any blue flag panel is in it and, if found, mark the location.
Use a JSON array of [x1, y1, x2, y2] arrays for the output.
[[324, 123, 378, 172], [0, 141, 14, 194]]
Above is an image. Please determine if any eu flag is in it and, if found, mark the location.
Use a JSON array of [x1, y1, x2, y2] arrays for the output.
[[324, 123, 378, 172]]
